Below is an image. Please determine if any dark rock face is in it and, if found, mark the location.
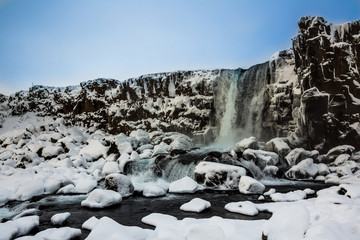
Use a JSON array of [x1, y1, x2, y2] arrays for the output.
[[293, 16, 360, 151]]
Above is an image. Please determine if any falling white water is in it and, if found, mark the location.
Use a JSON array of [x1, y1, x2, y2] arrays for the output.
[[218, 72, 239, 144]]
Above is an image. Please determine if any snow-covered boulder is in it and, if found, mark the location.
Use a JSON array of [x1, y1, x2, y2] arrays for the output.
[[180, 198, 211, 213], [332, 153, 351, 166], [143, 184, 166, 198], [265, 137, 291, 157], [42, 145, 64, 159], [262, 205, 309, 240], [270, 190, 307, 202], [16, 179, 45, 201], [152, 142, 170, 156], [116, 141, 133, 154], [285, 148, 319, 166], [194, 161, 246, 189], [239, 176, 265, 194], [225, 201, 258, 216], [81, 189, 122, 208], [169, 176, 199, 193], [236, 137, 259, 152], [130, 129, 150, 146], [102, 162, 120, 176], [0, 216, 39, 239], [242, 149, 279, 168], [82, 216, 99, 231], [104, 173, 134, 197], [323, 145, 355, 164], [79, 139, 108, 161], [51, 212, 71, 226], [163, 132, 193, 151], [285, 158, 319, 179], [35, 227, 81, 240]]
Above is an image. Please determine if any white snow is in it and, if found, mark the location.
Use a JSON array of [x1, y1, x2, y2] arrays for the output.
[[0, 216, 39, 239], [102, 161, 120, 176], [168, 176, 199, 193], [235, 137, 259, 152], [180, 198, 211, 213], [225, 201, 258, 216], [81, 189, 122, 208], [51, 212, 71, 226], [79, 139, 108, 161], [262, 205, 309, 240]]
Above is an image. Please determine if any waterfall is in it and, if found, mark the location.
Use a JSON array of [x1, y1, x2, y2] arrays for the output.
[[214, 63, 269, 145]]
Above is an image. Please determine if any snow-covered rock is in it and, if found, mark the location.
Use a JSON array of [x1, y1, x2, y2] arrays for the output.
[[285, 148, 319, 166], [225, 201, 258, 216], [35, 227, 81, 240], [323, 145, 355, 164], [104, 173, 134, 197], [285, 158, 319, 179], [82, 216, 99, 231], [236, 137, 259, 152], [242, 149, 279, 168], [180, 198, 211, 213], [102, 161, 120, 176], [239, 176, 265, 194], [185, 224, 225, 240], [130, 129, 150, 146], [79, 139, 108, 161], [143, 184, 166, 198], [169, 176, 199, 193], [152, 142, 170, 156], [265, 137, 291, 157], [81, 189, 122, 208], [42, 145, 64, 159], [51, 212, 71, 226], [194, 161, 246, 189], [270, 190, 307, 202], [0, 216, 39, 239]]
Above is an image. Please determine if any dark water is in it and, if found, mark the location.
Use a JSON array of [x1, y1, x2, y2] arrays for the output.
[[20, 181, 329, 240]]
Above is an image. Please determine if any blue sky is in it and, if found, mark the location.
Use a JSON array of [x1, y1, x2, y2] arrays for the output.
[[0, 0, 359, 95]]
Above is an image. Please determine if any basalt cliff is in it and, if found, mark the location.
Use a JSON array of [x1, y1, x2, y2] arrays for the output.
[[1, 16, 360, 152]]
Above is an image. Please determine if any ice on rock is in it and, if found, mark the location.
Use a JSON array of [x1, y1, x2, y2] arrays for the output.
[[104, 173, 134, 197], [185, 224, 225, 240], [194, 161, 246, 189], [239, 176, 265, 194], [118, 152, 130, 172], [51, 212, 71, 226], [129, 151, 140, 161], [81, 189, 122, 208], [270, 190, 307, 202], [79, 139, 108, 161], [225, 201, 258, 216], [285, 148, 319, 166], [82, 216, 99, 231], [262, 205, 309, 240], [35, 227, 81, 240], [0, 216, 39, 239], [169, 176, 199, 193], [236, 137, 259, 152], [264, 188, 276, 196], [57, 184, 76, 194], [86, 217, 150, 240], [143, 184, 166, 198], [102, 161, 120, 176], [139, 149, 153, 159], [180, 198, 211, 213]]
